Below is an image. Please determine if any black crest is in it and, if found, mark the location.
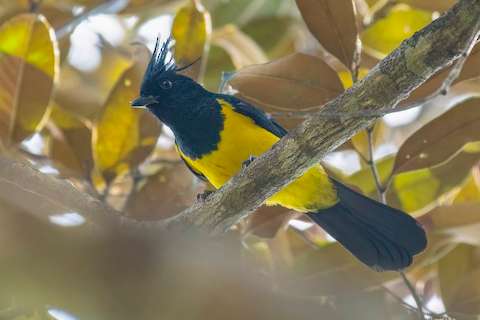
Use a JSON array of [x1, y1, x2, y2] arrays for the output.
[[141, 37, 176, 87], [140, 36, 201, 95]]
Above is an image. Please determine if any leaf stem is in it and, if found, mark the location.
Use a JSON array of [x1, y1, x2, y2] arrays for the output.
[[365, 119, 425, 320], [400, 271, 426, 320]]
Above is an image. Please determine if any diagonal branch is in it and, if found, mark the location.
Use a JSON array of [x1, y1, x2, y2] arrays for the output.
[[1, 0, 479, 238], [161, 0, 480, 234]]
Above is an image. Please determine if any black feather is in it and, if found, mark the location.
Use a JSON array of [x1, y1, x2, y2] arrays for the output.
[[141, 37, 176, 92], [309, 180, 427, 271]]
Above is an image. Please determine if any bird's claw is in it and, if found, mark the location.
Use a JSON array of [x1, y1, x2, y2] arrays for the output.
[[242, 155, 257, 169], [196, 190, 213, 202]]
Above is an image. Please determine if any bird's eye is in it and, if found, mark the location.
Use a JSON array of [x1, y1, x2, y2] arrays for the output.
[[160, 80, 173, 90]]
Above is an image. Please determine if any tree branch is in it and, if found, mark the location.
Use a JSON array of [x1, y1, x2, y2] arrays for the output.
[[0, 157, 125, 231], [161, 0, 480, 234], [1, 0, 479, 238]]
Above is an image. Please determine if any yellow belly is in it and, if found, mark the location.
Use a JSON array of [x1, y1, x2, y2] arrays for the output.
[[178, 99, 338, 212]]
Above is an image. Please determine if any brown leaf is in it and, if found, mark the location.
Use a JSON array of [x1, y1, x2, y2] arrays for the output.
[[394, 98, 480, 174], [0, 14, 59, 144], [438, 244, 478, 311], [388, 150, 480, 212], [126, 163, 198, 220], [228, 53, 344, 128], [48, 106, 94, 178], [399, 0, 457, 12], [296, 0, 359, 70], [446, 268, 480, 315], [245, 205, 292, 238]]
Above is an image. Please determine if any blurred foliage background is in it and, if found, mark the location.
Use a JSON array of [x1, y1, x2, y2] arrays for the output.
[[0, 0, 479, 319]]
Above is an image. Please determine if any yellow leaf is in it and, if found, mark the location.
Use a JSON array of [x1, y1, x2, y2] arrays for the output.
[[399, 0, 456, 12], [49, 103, 85, 129], [0, 14, 59, 144], [337, 68, 369, 89], [453, 172, 480, 204], [438, 244, 477, 308], [172, 0, 211, 68], [350, 121, 386, 161], [389, 149, 480, 213], [338, 68, 380, 161], [92, 65, 161, 173], [344, 155, 395, 196], [361, 5, 433, 58]]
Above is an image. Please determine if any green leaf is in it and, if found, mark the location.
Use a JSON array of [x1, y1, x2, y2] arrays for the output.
[[0, 13, 59, 144]]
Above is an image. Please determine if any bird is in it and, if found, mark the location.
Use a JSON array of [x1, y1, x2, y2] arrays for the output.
[[131, 37, 427, 271]]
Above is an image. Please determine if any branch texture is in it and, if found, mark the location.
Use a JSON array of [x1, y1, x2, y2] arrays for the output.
[[1, 0, 479, 236], [162, 0, 480, 234]]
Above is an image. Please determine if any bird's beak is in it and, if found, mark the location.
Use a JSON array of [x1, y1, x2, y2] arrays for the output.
[[131, 96, 158, 109]]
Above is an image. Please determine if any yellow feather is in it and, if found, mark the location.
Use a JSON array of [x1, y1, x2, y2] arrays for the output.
[[178, 99, 338, 212]]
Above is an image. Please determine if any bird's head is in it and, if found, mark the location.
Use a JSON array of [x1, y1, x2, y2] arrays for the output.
[[131, 37, 206, 116]]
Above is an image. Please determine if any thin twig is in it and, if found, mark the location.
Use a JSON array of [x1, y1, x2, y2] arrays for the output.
[[365, 126, 387, 202], [366, 126, 425, 320], [28, 0, 42, 13], [363, 0, 396, 27], [400, 271, 426, 320]]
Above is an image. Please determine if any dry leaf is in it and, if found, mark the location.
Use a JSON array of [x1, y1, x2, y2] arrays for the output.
[[228, 52, 344, 128], [394, 98, 480, 174], [296, 0, 359, 70], [399, 0, 456, 12], [126, 163, 198, 220], [0, 14, 59, 144]]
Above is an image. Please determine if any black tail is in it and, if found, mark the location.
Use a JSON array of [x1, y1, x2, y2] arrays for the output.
[[309, 180, 427, 271]]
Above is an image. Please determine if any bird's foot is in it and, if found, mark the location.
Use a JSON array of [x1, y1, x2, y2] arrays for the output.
[[196, 190, 214, 202], [242, 155, 257, 169]]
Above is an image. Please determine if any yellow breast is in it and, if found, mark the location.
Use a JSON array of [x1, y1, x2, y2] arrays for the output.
[[178, 99, 338, 212]]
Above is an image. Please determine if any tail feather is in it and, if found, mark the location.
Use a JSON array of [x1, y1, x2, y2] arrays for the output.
[[309, 180, 427, 271]]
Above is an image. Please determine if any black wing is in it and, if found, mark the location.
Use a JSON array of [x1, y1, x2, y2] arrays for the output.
[[216, 94, 288, 138]]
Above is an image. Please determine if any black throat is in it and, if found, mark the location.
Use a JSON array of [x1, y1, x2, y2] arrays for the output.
[[151, 94, 224, 159]]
